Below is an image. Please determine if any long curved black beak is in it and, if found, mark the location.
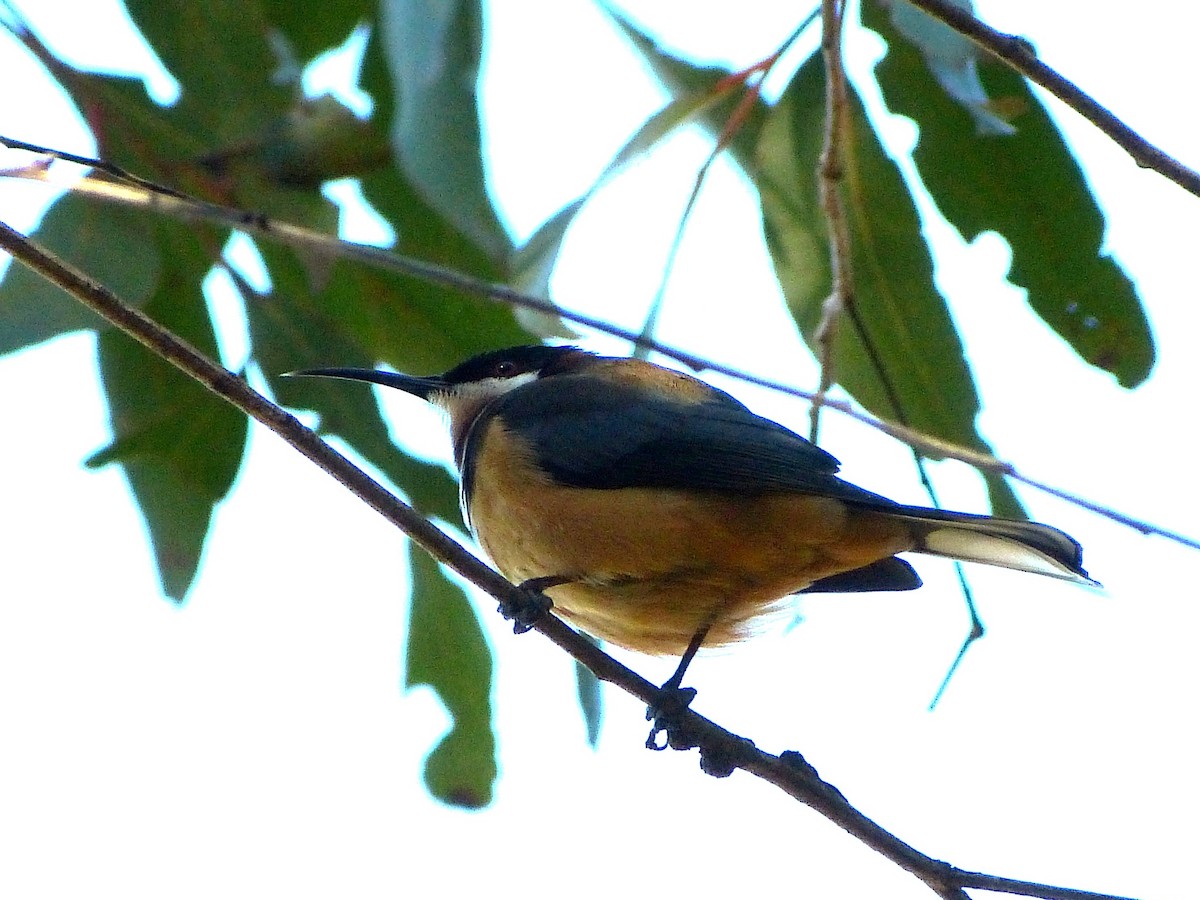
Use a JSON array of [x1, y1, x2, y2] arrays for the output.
[[285, 367, 446, 400]]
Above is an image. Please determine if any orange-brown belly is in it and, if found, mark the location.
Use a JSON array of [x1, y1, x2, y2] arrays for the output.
[[467, 437, 914, 655]]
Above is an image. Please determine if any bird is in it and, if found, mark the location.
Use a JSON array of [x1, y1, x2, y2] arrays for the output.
[[293, 344, 1093, 689]]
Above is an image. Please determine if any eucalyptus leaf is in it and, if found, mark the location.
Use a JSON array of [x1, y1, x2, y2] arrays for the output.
[[757, 53, 1024, 517], [379, 0, 510, 264], [885, 0, 1015, 135], [406, 545, 496, 809], [864, 0, 1154, 387], [92, 223, 247, 601], [0, 194, 160, 354]]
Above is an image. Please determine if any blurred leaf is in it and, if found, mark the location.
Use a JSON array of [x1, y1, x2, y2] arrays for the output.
[[358, 28, 531, 359], [757, 53, 1023, 518], [253, 184, 344, 293], [0, 193, 160, 354], [122, 0, 293, 142], [406, 545, 496, 808], [602, 5, 769, 169], [259, 0, 368, 63], [510, 200, 584, 339], [260, 228, 527, 380], [198, 95, 390, 188], [39, 66, 210, 166], [90, 222, 247, 600], [253, 243, 495, 806], [575, 655, 603, 748], [379, 0, 510, 264], [248, 248, 463, 528], [605, 82, 757, 180], [883, 0, 1015, 135], [864, 0, 1154, 388]]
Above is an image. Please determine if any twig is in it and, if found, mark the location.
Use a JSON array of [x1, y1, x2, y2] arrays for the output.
[[0, 157, 1195, 553], [898, 0, 1200, 198], [635, 9, 819, 354], [811, 0, 855, 443], [0, 216, 1138, 900]]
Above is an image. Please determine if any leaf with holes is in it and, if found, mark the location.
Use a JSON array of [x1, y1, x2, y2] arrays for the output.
[[864, 0, 1153, 387]]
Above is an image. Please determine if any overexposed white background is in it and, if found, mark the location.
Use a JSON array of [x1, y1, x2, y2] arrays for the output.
[[2, 2, 1198, 898]]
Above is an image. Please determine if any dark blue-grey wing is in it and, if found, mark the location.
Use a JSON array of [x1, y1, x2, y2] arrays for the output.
[[493, 374, 894, 506]]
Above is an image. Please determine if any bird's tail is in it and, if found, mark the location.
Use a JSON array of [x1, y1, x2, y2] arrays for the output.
[[887, 506, 1098, 585]]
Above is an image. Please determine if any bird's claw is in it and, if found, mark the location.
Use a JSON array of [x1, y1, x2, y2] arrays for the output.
[[645, 684, 699, 751], [498, 578, 556, 633]]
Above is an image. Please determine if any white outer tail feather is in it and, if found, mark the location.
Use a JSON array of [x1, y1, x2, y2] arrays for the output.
[[890, 507, 1099, 586]]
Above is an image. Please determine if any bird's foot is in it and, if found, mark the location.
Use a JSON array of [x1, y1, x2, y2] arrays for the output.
[[498, 576, 561, 634], [645, 682, 699, 751]]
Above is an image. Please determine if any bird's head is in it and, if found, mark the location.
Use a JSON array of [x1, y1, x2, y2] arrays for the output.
[[290, 344, 593, 455]]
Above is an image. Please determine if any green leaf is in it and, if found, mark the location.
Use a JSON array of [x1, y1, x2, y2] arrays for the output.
[[883, 0, 1015, 135], [253, 243, 496, 805], [33, 66, 209, 182], [91, 222, 247, 601], [0, 193, 161, 355], [122, 0, 293, 141], [863, 0, 1153, 388], [378, 0, 510, 264], [357, 28, 532, 357], [405, 545, 496, 808], [602, 5, 769, 169], [199, 95, 390, 189], [574, 654, 603, 748], [259, 0, 368, 63], [757, 52, 1024, 518], [509, 200, 584, 340]]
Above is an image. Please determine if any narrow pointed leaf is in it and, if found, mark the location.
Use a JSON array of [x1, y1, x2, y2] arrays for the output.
[[603, 5, 769, 168], [757, 53, 1023, 517], [0, 193, 160, 354], [406, 545, 496, 808], [863, 0, 1153, 387], [252, 247, 497, 807], [379, 0, 510, 264], [574, 655, 603, 747], [92, 223, 247, 601], [510, 200, 584, 339]]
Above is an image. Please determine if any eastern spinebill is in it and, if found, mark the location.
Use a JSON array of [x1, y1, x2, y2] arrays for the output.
[[293, 345, 1093, 680]]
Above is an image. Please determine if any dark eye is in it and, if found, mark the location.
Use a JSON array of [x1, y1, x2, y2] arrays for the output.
[[493, 360, 517, 377]]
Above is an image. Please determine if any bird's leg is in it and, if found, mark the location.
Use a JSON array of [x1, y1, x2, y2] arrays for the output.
[[499, 574, 569, 634], [645, 619, 713, 751]]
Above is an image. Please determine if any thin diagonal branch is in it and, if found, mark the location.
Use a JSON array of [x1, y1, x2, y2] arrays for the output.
[[899, 0, 1200, 197], [0, 215, 1137, 900]]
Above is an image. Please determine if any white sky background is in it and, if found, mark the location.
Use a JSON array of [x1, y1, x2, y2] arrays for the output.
[[1, 2, 1198, 899]]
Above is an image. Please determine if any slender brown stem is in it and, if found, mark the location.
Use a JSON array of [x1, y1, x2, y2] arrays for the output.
[[811, 0, 855, 443]]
